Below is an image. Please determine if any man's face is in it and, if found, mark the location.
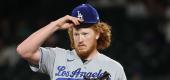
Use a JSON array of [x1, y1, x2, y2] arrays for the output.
[[73, 27, 99, 58]]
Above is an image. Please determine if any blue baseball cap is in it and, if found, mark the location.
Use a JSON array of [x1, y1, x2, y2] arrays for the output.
[[71, 4, 100, 24]]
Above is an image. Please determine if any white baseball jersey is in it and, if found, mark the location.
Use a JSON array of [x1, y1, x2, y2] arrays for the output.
[[30, 47, 127, 80]]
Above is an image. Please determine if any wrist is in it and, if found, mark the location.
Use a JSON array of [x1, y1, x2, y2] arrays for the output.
[[49, 21, 61, 30]]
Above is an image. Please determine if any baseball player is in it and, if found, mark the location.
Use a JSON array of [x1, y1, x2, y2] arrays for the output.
[[16, 4, 127, 80]]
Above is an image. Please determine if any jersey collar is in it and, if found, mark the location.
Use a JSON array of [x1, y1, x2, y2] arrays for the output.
[[66, 49, 101, 63]]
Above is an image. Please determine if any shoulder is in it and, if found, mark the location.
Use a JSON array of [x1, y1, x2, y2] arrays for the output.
[[98, 54, 124, 70], [40, 47, 71, 53], [39, 47, 73, 58]]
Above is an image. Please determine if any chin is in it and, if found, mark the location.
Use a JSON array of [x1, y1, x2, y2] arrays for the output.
[[76, 47, 88, 53], [75, 49, 89, 57], [78, 49, 88, 54], [75, 44, 96, 58]]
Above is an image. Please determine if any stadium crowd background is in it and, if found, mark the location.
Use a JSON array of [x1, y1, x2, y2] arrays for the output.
[[0, 0, 170, 80]]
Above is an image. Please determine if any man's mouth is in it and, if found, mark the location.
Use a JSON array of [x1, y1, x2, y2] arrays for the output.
[[78, 44, 86, 48]]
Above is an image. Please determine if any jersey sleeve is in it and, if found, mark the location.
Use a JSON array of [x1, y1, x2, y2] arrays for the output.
[[30, 47, 67, 78], [113, 63, 127, 80], [106, 60, 127, 80], [118, 66, 127, 80]]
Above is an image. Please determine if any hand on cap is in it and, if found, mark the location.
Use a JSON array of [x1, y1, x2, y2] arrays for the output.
[[52, 15, 83, 30]]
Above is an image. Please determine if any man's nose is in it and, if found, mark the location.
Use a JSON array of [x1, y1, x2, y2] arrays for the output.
[[78, 35, 83, 42]]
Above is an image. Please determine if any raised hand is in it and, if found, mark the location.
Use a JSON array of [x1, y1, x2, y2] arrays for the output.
[[52, 15, 83, 30]]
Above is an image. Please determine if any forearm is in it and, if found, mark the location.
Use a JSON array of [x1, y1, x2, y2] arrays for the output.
[[16, 15, 81, 63], [17, 21, 60, 55]]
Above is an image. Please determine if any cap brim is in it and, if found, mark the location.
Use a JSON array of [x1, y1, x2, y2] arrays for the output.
[[74, 23, 95, 29]]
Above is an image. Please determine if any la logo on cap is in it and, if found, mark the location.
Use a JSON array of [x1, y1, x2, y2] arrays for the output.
[[77, 11, 84, 20]]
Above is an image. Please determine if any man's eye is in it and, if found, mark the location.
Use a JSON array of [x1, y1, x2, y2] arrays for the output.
[[74, 33, 79, 36], [82, 33, 88, 35]]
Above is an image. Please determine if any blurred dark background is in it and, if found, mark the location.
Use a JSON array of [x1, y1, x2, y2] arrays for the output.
[[0, 0, 170, 80]]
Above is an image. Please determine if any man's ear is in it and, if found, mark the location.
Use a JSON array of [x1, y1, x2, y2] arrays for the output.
[[96, 32, 100, 40]]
